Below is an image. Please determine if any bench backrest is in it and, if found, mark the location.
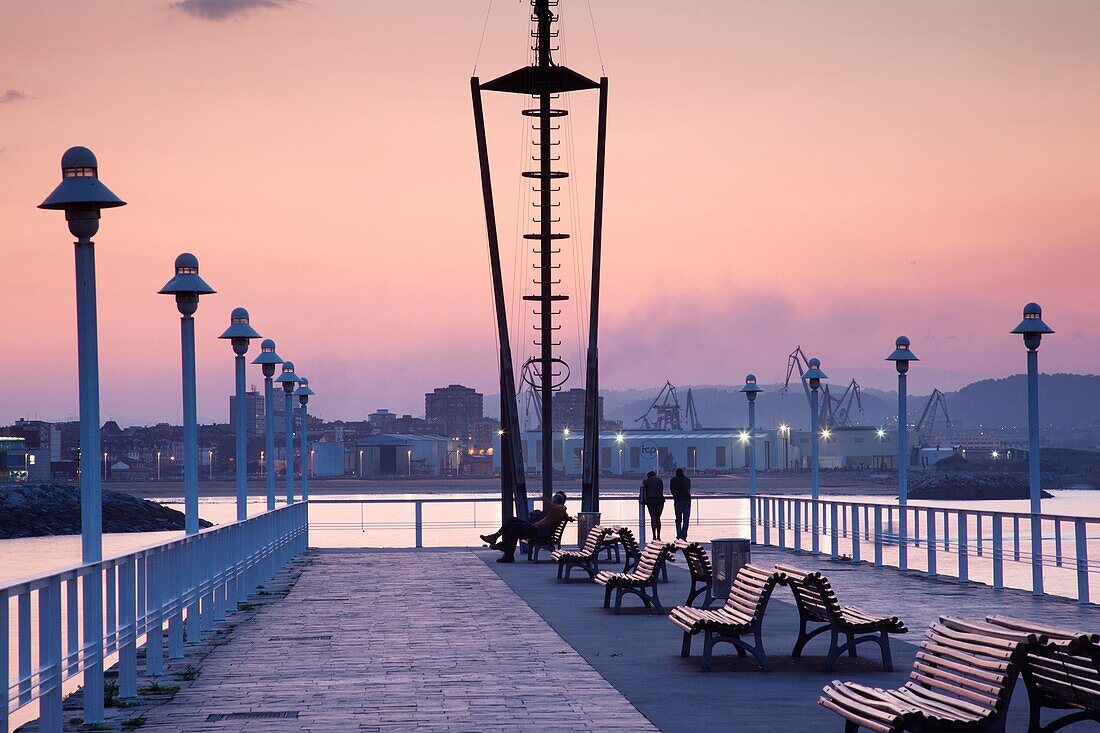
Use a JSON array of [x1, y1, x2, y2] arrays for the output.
[[578, 525, 613, 555], [616, 527, 641, 557], [985, 615, 1100, 714], [719, 563, 783, 621], [774, 563, 843, 623], [548, 515, 573, 544], [906, 616, 1023, 716], [674, 540, 713, 583], [632, 541, 677, 580]]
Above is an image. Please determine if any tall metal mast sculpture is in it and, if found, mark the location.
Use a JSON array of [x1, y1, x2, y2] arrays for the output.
[[472, 0, 608, 511]]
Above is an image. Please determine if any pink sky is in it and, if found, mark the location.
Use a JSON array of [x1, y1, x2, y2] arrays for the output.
[[2, 0, 1099, 425]]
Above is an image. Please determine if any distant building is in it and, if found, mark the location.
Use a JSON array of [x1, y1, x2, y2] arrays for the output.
[[0, 435, 51, 482], [356, 434, 454, 477], [368, 409, 397, 433], [550, 388, 602, 431], [230, 388, 265, 435], [425, 385, 483, 446]]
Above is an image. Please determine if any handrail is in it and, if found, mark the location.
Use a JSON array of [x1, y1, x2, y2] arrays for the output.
[[3, 502, 309, 731]]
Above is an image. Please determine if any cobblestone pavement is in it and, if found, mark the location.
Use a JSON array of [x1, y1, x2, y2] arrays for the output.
[[136, 549, 658, 732]]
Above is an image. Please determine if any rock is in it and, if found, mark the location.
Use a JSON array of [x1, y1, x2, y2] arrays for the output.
[[908, 473, 1054, 501], [0, 483, 212, 539]]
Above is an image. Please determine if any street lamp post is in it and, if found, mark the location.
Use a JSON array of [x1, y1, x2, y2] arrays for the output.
[[159, 253, 216, 535], [295, 377, 315, 502], [39, 145, 126, 725], [157, 451, 162, 480], [804, 358, 827, 554], [741, 374, 763, 544], [408, 449, 413, 477], [219, 308, 261, 521], [276, 361, 300, 503], [208, 450, 214, 480], [1012, 302, 1054, 595], [252, 339, 283, 510], [887, 337, 918, 571]]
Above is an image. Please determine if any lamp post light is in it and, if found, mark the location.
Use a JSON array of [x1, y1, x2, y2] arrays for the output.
[[887, 336, 919, 571], [408, 449, 413, 477], [276, 361, 300, 503], [219, 308, 261, 521], [157, 451, 162, 480], [39, 145, 125, 726], [778, 424, 790, 470], [804, 357, 828, 553], [741, 374, 763, 544], [295, 377, 315, 502], [1012, 302, 1054, 596], [159, 253, 216, 535], [252, 339, 283, 510], [208, 450, 214, 480], [103, 451, 108, 480]]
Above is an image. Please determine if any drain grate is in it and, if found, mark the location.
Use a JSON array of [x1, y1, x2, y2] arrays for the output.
[[269, 634, 332, 641], [207, 711, 299, 722]]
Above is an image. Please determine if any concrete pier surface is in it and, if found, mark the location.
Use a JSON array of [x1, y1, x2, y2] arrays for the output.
[[51, 544, 1100, 732]]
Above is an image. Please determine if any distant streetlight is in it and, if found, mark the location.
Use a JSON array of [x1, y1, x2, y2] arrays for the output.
[[275, 361, 300, 503], [103, 452, 108, 481], [252, 339, 284, 511], [219, 307, 261, 521], [157, 451, 162, 481], [359, 448, 365, 478], [295, 377, 315, 501], [741, 374, 763, 544], [1012, 302, 1053, 596], [208, 449, 214, 480], [407, 448, 413, 477], [778, 424, 790, 469], [887, 336, 918, 571], [804, 357, 828, 553], [159, 252, 216, 535]]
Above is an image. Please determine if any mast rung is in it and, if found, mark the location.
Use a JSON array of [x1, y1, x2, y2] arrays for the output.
[[523, 233, 569, 240], [522, 171, 568, 179]]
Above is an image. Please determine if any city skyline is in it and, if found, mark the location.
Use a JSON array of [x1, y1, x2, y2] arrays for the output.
[[3, 1, 1099, 425]]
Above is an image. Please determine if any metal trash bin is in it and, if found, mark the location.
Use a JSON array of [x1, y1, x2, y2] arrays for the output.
[[711, 538, 751, 602], [576, 511, 601, 549]]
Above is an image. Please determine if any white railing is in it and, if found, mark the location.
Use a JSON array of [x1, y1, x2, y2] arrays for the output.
[[3, 502, 308, 732], [750, 495, 1098, 604]]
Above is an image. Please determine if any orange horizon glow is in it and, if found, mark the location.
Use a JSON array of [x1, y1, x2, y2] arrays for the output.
[[2, 1, 1099, 424]]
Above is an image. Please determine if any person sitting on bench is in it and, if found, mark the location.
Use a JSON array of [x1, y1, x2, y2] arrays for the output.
[[481, 491, 568, 563]]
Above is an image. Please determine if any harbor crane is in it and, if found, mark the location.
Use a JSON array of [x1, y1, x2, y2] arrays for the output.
[[636, 381, 684, 431], [915, 388, 952, 440], [783, 346, 862, 428]]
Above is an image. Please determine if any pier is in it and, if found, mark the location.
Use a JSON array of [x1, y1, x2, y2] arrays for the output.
[[7, 498, 1100, 732]]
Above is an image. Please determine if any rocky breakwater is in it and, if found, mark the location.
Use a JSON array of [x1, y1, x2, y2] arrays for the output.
[[908, 473, 1054, 501], [0, 483, 212, 539]]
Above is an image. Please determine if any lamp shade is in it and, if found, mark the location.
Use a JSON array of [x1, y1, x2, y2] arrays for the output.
[[158, 253, 216, 297], [38, 146, 126, 211]]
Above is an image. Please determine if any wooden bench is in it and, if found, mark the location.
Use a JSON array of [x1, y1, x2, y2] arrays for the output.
[[820, 616, 1024, 733], [594, 541, 677, 614], [551, 525, 618, 581], [524, 515, 573, 562], [674, 540, 717, 608], [613, 527, 668, 582], [985, 615, 1100, 733], [668, 563, 783, 672], [777, 563, 908, 672]]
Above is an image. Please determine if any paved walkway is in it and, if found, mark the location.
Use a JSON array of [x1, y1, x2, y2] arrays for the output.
[[136, 549, 656, 732]]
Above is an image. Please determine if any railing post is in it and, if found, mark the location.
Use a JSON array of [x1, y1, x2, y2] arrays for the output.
[[898, 505, 908, 572], [976, 512, 984, 557], [40, 576, 62, 733], [1076, 518, 1089, 605], [749, 495, 757, 544], [793, 501, 802, 552], [958, 512, 969, 584], [65, 579, 78, 676], [926, 508, 937, 577], [1032, 514, 1044, 596], [913, 509, 920, 548], [119, 557, 137, 699], [202, 537, 215, 634], [762, 499, 771, 547], [185, 539, 199, 644], [811, 498, 820, 555], [1055, 519, 1063, 568], [992, 513, 1004, 590], [415, 500, 424, 549], [873, 505, 883, 567], [168, 546, 183, 659], [0, 590, 7, 732], [778, 499, 786, 549], [943, 509, 950, 551], [1014, 515, 1021, 561], [18, 592, 30, 706], [851, 504, 861, 564], [147, 550, 164, 677], [829, 503, 839, 559]]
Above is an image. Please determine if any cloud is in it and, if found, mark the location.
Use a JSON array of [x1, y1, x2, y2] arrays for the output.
[[169, 0, 297, 21], [0, 89, 31, 104]]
